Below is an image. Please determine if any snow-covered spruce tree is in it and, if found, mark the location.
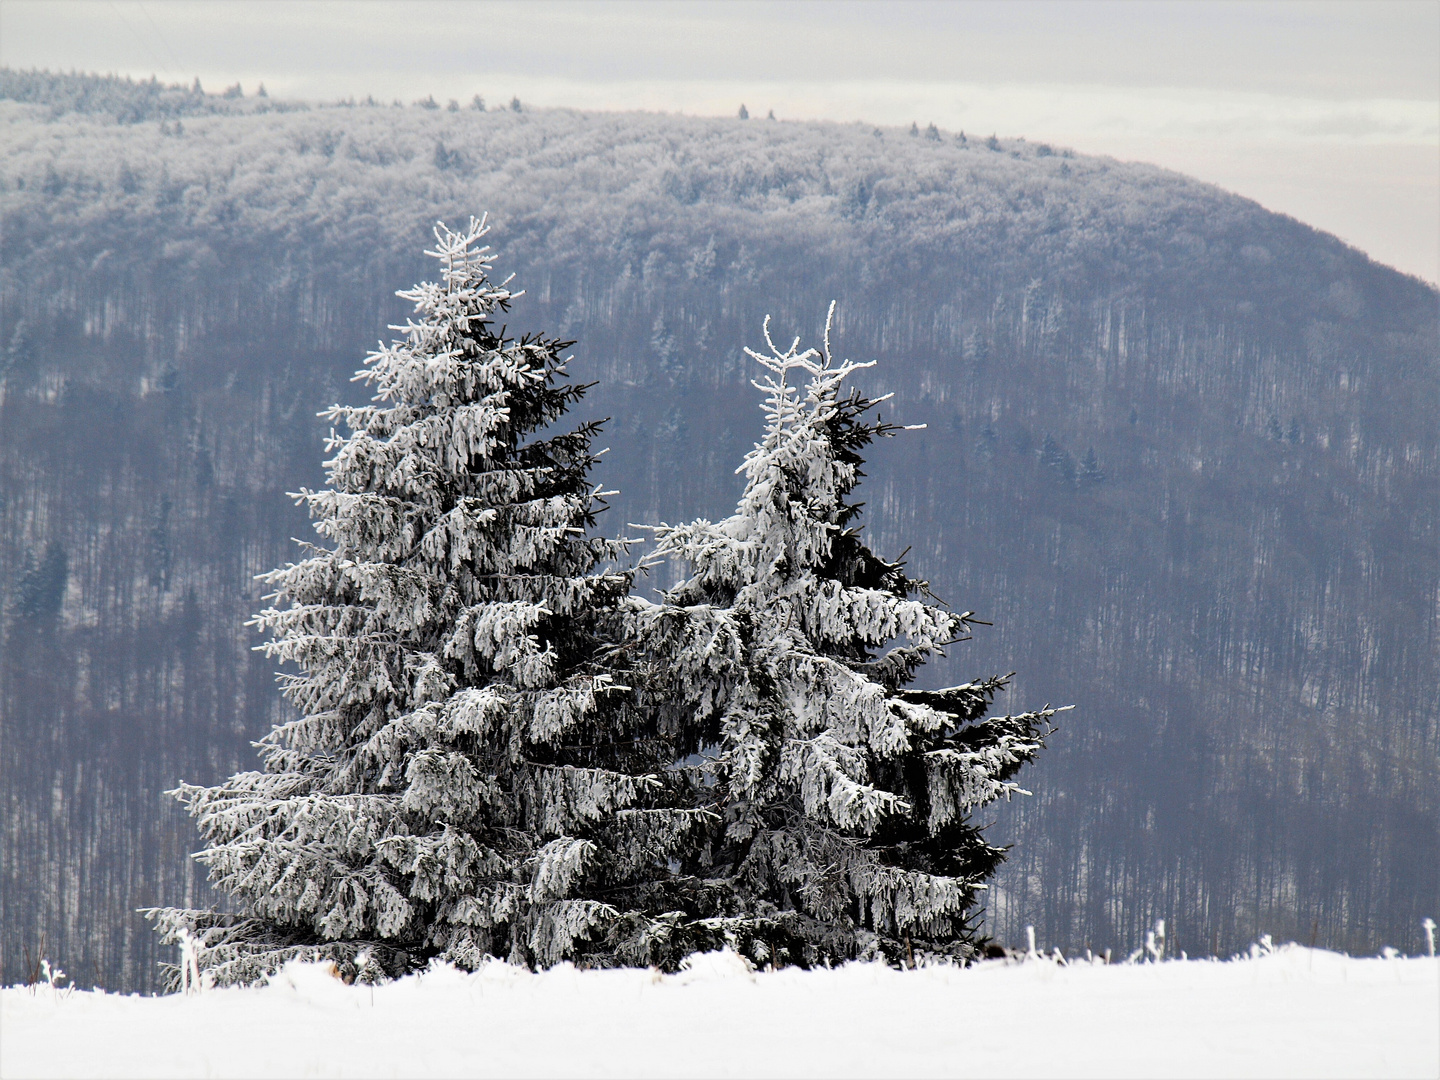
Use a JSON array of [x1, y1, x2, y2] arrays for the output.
[[147, 219, 707, 986], [630, 306, 1059, 968]]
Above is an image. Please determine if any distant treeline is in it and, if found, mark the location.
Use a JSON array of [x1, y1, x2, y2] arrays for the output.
[[0, 69, 309, 124]]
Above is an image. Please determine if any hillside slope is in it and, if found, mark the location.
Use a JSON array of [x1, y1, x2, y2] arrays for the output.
[[1, 73, 1436, 990]]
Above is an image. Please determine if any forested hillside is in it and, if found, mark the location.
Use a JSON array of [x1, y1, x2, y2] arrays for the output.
[[2, 71, 1435, 991]]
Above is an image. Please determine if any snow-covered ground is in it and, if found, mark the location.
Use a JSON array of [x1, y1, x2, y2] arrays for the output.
[[2, 946, 1435, 1079]]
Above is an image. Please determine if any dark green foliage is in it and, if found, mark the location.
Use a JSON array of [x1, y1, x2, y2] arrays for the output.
[[145, 223, 715, 987], [147, 497, 172, 591], [1040, 434, 1077, 487], [14, 541, 67, 622], [631, 332, 1055, 968]]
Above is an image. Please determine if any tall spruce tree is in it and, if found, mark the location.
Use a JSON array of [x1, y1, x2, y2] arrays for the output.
[[631, 307, 1058, 967], [148, 219, 706, 986]]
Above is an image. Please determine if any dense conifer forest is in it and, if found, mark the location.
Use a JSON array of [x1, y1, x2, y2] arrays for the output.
[[1, 71, 1435, 991]]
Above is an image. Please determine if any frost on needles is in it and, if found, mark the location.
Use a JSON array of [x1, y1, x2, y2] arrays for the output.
[[146, 227, 1055, 986], [631, 307, 1059, 968], [146, 219, 708, 986]]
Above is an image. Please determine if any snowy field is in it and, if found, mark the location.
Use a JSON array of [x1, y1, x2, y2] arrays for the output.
[[2, 946, 1435, 1079]]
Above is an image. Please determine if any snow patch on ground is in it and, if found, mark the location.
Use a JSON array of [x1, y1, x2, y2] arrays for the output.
[[2, 946, 1435, 1078]]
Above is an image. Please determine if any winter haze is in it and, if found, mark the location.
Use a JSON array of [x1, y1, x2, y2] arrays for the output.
[[0, 0, 1437, 996]]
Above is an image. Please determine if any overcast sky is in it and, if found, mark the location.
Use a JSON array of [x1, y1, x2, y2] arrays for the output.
[[3, 0, 1436, 283]]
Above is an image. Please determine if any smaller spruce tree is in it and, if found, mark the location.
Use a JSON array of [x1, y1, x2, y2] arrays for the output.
[[631, 306, 1059, 968], [1039, 433, 1077, 487]]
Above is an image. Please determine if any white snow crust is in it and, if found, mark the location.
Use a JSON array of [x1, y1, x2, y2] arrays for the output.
[[2, 946, 1435, 1079]]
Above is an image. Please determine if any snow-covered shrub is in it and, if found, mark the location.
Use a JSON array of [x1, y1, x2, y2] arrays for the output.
[[629, 306, 1058, 968]]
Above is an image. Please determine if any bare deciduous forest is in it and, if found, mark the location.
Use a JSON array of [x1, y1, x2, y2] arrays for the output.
[[1, 72, 1435, 991]]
